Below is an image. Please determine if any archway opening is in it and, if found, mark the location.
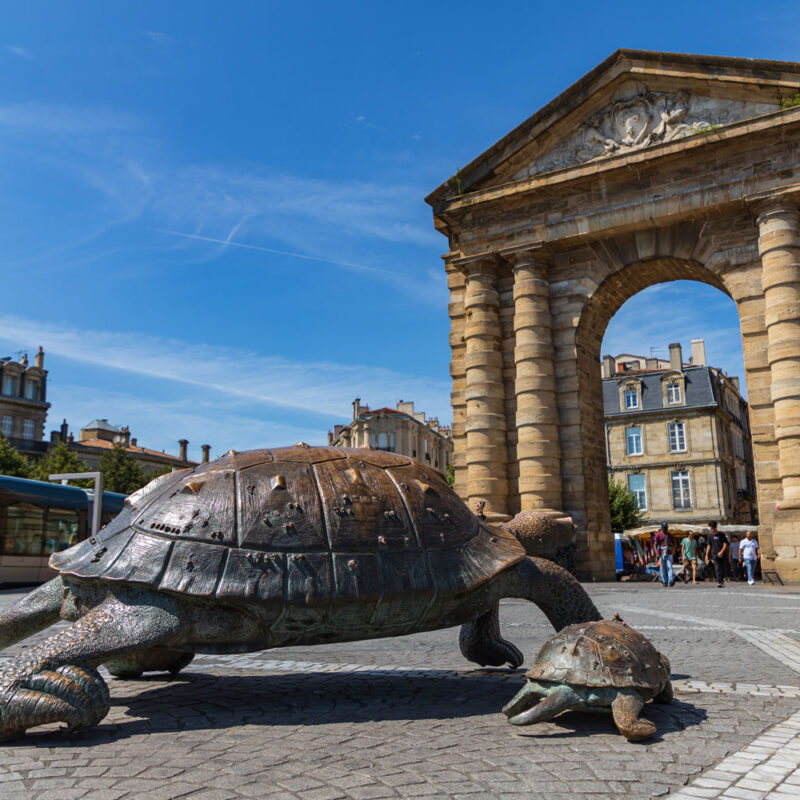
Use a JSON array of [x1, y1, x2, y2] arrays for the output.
[[572, 259, 763, 578]]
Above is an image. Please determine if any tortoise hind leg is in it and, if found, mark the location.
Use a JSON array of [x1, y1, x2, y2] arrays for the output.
[[653, 679, 673, 704], [0, 577, 66, 651], [460, 602, 523, 668], [611, 692, 656, 741]]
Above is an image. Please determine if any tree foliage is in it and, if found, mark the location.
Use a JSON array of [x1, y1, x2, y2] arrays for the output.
[[445, 463, 455, 486], [98, 443, 147, 494], [0, 435, 30, 478], [608, 477, 644, 532], [30, 442, 93, 487]]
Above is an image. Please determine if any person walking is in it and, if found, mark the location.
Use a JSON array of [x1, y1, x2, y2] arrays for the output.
[[681, 531, 698, 584], [739, 530, 761, 586], [705, 521, 729, 588], [654, 522, 675, 587], [730, 535, 741, 581]]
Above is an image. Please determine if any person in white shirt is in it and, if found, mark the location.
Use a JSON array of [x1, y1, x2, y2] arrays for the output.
[[738, 531, 760, 585]]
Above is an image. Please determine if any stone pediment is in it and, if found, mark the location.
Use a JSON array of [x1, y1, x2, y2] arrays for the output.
[[510, 85, 777, 180], [426, 50, 800, 204]]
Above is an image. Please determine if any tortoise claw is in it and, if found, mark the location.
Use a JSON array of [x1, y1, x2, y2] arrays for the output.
[[0, 664, 110, 739]]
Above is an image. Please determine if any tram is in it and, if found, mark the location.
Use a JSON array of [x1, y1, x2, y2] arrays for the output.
[[0, 475, 126, 586]]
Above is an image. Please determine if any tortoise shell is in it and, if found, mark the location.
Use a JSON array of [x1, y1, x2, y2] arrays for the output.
[[50, 446, 524, 631], [526, 620, 670, 691]]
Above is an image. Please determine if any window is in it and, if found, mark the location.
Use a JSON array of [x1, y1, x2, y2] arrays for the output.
[[424, 438, 430, 461], [626, 427, 643, 455], [44, 509, 80, 555], [624, 389, 639, 409], [1, 416, 12, 437], [668, 422, 686, 453], [377, 431, 394, 452], [24, 380, 37, 400], [666, 382, 681, 404], [2, 376, 15, 396], [671, 470, 691, 509], [628, 474, 647, 510], [3, 503, 44, 555], [22, 419, 35, 440]]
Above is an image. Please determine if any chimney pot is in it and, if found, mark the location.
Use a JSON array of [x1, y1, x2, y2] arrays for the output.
[[178, 439, 189, 461], [35, 346, 44, 369], [669, 342, 683, 372], [201, 443, 211, 463], [691, 338, 706, 367]]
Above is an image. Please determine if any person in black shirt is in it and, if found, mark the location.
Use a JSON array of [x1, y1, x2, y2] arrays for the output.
[[704, 521, 729, 588]]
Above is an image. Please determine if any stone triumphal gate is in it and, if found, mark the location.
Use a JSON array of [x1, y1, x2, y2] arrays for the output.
[[427, 51, 800, 583]]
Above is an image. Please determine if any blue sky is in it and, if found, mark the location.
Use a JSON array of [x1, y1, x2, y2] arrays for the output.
[[1, 2, 795, 460]]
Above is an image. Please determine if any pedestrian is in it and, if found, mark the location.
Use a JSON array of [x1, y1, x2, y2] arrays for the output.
[[654, 522, 675, 587], [681, 531, 698, 584], [730, 535, 741, 581], [739, 530, 761, 586], [704, 521, 729, 587]]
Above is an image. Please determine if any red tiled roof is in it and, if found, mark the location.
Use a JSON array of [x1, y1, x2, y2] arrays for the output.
[[362, 408, 403, 416], [73, 438, 193, 463]]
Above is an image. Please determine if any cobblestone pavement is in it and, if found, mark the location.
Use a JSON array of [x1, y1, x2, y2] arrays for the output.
[[1, 580, 800, 799]]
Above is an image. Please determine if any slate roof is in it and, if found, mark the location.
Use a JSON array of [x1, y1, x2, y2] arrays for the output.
[[603, 366, 718, 416]]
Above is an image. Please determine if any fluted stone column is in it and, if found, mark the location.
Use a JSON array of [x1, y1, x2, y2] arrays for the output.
[[756, 200, 800, 581], [460, 257, 508, 518], [510, 254, 563, 514]]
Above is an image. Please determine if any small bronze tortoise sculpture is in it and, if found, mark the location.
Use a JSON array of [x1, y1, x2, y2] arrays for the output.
[[0, 445, 601, 739], [503, 617, 672, 740]]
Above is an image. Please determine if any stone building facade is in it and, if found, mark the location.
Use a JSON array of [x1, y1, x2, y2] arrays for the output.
[[604, 341, 757, 526], [0, 347, 50, 458], [328, 399, 453, 476], [427, 50, 800, 582]]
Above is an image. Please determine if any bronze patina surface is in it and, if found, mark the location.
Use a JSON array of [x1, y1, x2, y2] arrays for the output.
[[503, 617, 673, 740], [0, 445, 601, 740]]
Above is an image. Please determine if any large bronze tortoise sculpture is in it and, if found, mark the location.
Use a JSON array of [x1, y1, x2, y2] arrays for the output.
[[0, 445, 600, 739]]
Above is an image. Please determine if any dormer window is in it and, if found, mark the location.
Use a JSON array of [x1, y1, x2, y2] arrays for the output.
[[661, 371, 685, 407], [624, 389, 638, 409], [666, 382, 681, 404], [24, 380, 37, 400], [2, 376, 15, 396]]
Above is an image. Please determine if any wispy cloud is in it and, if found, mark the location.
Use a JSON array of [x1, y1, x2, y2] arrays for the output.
[[5, 45, 32, 61], [146, 32, 172, 47], [0, 101, 444, 302], [0, 315, 452, 422], [0, 102, 136, 135], [49, 384, 324, 460]]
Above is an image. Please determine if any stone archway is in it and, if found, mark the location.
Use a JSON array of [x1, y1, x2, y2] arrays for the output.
[[426, 50, 800, 582]]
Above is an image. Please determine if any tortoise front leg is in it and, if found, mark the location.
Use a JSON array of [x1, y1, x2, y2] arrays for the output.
[[0, 577, 66, 651], [611, 692, 656, 741], [0, 592, 183, 739], [459, 602, 523, 668], [505, 684, 578, 726]]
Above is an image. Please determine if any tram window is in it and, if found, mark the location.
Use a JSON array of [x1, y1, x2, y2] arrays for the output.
[[3, 503, 45, 555], [44, 508, 80, 555]]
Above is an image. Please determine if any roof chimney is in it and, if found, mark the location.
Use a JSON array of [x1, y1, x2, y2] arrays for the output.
[[178, 439, 188, 461], [691, 338, 706, 367], [201, 443, 210, 463], [601, 355, 615, 378], [352, 398, 361, 421], [131, 437, 138, 447], [20, 353, 28, 366], [35, 346, 44, 369], [669, 342, 683, 372]]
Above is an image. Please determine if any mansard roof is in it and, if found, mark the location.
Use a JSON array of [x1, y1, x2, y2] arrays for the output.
[[603, 365, 717, 416], [426, 49, 800, 206]]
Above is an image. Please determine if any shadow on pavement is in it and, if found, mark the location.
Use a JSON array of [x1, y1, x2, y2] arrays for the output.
[[5, 668, 707, 748]]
